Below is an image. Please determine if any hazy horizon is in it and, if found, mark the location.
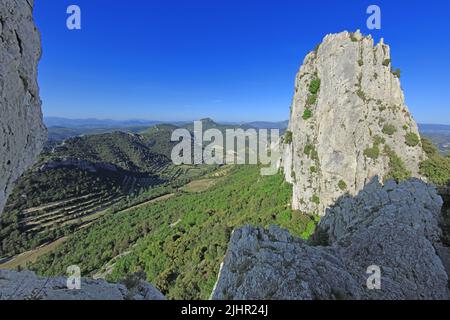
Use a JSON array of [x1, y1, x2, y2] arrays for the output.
[[35, 0, 450, 124], [43, 116, 450, 128]]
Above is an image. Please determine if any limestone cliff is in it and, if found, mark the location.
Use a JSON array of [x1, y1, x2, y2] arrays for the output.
[[0, 0, 46, 216], [212, 179, 449, 300], [282, 30, 425, 215]]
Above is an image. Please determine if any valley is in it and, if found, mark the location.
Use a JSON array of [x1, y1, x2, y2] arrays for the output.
[[28, 165, 317, 299], [0, 118, 301, 299], [0, 127, 220, 260], [0, 118, 448, 300]]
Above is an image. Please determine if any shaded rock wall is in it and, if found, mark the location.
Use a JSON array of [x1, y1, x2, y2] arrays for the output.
[[0, 0, 46, 216]]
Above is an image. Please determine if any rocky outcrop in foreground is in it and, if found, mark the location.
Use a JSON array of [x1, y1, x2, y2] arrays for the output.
[[0, 0, 46, 216], [212, 178, 449, 300], [0, 270, 166, 300], [282, 30, 425, 215]]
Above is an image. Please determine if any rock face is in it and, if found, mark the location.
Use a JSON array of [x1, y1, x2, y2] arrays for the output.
[[281, 30, 425, 215], [212, 178, 449, 300], [0, 0, 46, 216], [0, 270, 166, 300], [0, 0, 166, 301]]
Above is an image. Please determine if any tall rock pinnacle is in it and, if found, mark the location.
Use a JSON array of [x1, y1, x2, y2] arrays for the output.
[[0, 0, 46, 216], [281, 30, 425, 215]]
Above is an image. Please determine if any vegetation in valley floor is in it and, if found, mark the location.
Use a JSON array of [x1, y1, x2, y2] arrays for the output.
[[420, 138, 450, 186], [29, 165, 317, 300], [0, 130, 218, 258]]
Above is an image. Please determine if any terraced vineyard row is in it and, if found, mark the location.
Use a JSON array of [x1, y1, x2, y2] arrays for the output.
[[24, 192, 123, 231]]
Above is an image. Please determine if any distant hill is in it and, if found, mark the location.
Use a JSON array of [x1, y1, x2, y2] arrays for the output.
[[46, 126, 151, 145], [141, 119, 246, 159], [140, 124, 180, 159], [45, 132, 170, 173], [243, 120, 289, 131], [45, 118, 450, 155], [44, 117, 287, 145], [418, 123, 450, 133], [45, 118, 290, 143]]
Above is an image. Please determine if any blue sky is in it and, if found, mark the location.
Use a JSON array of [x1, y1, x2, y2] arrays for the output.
[[35, 0, 450, 123]]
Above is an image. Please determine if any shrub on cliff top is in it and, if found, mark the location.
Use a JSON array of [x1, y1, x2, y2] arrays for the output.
[[392, 68, 401, 78], [309, 79, 321, 95], [304, 144, 314, 156], [311, 195, 320, 205], [338, 180, 347, 191], [303, 109, 313, 120], [373, 135, 386, 146], [405, 133, 420, 147], [364, 145, 380, 160]]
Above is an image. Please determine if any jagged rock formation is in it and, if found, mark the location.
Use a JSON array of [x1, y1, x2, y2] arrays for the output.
[[0, 0, 46, 216], [212, 178, 449, 300], [0, 270, 166, 300], [281, 30, 425, 215]]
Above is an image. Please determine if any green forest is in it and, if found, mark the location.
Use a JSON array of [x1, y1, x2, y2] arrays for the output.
[[30, 165, 317, 299]]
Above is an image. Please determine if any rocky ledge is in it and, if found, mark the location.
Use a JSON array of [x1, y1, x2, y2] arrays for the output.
[[0, 0, 47, 216], [211, 178, 450, 300], [0, 269, 165, 300]]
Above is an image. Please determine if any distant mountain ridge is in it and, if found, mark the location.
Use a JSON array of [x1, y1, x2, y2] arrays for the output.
[[44, 117, 165, 129], [45, 117, 450, 157], [44, 116, 290, 130], [45, 117, 449, 132], [0, 128, 216, 259], [419, 123, 450, 133]]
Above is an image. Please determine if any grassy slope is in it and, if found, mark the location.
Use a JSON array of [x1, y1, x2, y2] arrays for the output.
[[30, 165, 317, 299]]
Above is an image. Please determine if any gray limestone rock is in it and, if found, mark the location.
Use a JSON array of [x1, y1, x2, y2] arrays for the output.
[[281, 30, 426, 215], [212, 179, 449, 300], [0, 269, 166, 300], [0, 0, 46, 216]]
